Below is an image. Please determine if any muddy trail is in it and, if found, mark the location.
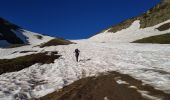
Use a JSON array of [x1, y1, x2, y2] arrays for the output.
[[38, 71, 170, 100]]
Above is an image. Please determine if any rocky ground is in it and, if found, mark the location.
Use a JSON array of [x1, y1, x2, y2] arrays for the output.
[[38, 71, 170, 100]]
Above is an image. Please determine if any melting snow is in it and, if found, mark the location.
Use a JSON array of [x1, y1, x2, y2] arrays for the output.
[[116, 79, 129, 84], [0, 41, 170, 99], [0, 20, 170, 99]]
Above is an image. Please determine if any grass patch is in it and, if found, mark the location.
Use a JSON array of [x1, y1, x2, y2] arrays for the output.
[[157, 22, 170, 31], [40, 38, 73, 48], [0, 51, 60, 75], [132, 33, 170, 44]]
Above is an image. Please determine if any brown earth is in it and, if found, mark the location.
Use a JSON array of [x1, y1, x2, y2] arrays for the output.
[[0, 51, 60, 75], [132, 33, 170, 44], [157, 22, 170, 31], [38, 71, 170, 100], [40, 38, 73, 48]]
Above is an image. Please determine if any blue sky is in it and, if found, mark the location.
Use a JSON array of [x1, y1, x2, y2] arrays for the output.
[[0, 0, 160, 39]]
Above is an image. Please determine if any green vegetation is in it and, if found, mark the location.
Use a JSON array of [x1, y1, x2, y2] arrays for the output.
[[157, 22, 170, 31], [132, 33, 170, 44], [0, 52, 60, 75], [40, 38, 73, 48]]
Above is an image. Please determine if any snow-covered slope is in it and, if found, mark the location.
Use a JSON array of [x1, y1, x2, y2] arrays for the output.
[[89, 20, 170, 43], [0, 20, 170, 99], [0, 40, 170, 99], [21, 30, 54, 45], [90, 0, 170, 43], [0, 29, 54, 47], [0, 18, 54, 47], [0, 1, 170, 100]]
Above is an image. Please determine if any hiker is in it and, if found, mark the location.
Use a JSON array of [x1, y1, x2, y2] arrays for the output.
[[74, 48, 80, 62]]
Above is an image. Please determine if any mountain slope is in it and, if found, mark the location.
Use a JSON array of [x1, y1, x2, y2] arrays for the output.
[[1, 1, 170, 100], [89, 0, 170, 43], [1, 40, 170, 100], [107, 0, 170, 32], [0, 17, 55, 47], [0, 18, 26, 47]]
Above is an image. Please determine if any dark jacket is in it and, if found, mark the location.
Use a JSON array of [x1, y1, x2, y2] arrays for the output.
[[75, 49, 80, 56]]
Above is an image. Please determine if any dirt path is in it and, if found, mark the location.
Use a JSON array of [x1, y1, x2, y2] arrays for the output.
[[37, 71, 170, 100]]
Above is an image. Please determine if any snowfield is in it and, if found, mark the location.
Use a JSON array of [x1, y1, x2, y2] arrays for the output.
[[0, 20, 170, 100], [0, 40, 170, 99]]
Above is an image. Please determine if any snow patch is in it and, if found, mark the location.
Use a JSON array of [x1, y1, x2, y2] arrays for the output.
[[116, 79, 129, 84], [129, 86, 138, 89], [104, 96, 109, 100]]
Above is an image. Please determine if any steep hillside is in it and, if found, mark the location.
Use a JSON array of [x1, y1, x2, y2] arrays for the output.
[[0, 18, 27, 47], [89, 0, 170, 43], [107, 0, 170, 33], [0, 1, 170, 100], [0, 17, 72, 48]]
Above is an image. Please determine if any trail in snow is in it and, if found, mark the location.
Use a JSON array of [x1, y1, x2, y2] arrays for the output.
[[0, 40, 170, 99]]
